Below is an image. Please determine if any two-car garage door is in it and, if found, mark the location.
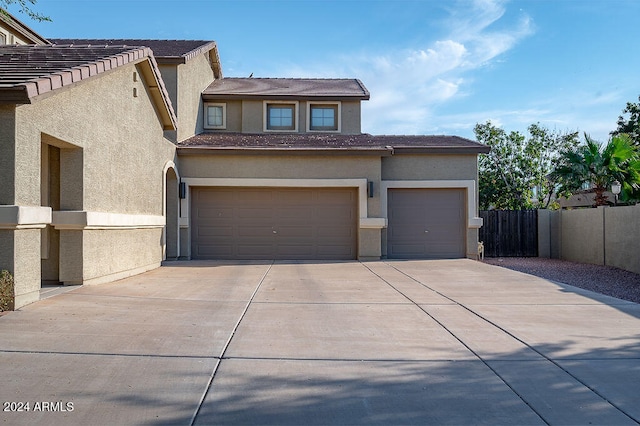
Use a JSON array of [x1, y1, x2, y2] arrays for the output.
[[191, 187, 358, 260]]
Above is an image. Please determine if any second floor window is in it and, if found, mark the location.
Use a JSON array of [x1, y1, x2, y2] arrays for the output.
[[310, 104, 338, 131], [267, 104, 296, 130], [204, 103, 226, 129]]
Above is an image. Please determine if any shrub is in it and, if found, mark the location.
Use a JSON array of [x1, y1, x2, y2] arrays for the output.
[[0, 270, 15, 312]]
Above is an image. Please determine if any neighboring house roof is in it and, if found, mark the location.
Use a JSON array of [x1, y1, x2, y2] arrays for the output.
[[0, 9, 49, 45], [178, 133, 489, 155], [202, 78, 370, 101], [0, 44, 177, 130], [51, 39, 222, 78]]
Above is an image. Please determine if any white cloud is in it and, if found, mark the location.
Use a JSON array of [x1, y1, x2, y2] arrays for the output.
[[277, 0, 534, 136], [354, 0, 533, 135]]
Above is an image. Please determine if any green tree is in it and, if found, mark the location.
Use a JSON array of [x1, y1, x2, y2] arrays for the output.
[[475, 121, 579, 210], [612, 96, 640, 145], [1, 0, 50, 22], [552, 133, 640, 206]]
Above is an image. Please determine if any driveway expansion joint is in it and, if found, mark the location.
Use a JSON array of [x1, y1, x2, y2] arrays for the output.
[[379, 261, 640, 425], [189, 261, 274, 426]]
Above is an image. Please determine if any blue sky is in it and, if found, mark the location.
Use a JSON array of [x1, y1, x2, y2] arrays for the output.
[[13, 0, 640, 141]]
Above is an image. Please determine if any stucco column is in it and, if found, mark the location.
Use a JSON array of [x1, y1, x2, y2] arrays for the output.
[[0, 206, 51, 309], [0, 229, 42, 308], [58, 230, 84, 285], [358, 228, 382, 260]]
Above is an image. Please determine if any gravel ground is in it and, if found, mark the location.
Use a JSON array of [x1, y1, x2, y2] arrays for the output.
[[483, 257, 640, 304]]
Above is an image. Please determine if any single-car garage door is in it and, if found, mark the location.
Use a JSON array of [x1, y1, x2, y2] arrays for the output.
[[191, 187, 358, 260], [387, 188, 466, 259]]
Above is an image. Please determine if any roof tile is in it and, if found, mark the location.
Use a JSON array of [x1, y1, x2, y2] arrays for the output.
[[0, 44, 177, 129], [202, 78, 370, 100], [178, 132, 489, 154], [50, 39, 217, 62]]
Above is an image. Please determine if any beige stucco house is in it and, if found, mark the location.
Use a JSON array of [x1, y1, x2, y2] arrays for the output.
[[0, 11, 488, 309]]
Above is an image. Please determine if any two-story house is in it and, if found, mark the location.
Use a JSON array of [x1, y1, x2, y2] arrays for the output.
[[177, 77, 488, 261], [0, 11, 488, 309]]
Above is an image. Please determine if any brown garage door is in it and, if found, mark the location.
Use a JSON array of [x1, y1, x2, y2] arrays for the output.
[[387, 188, 465, 259], [191, 187, 357, 260]]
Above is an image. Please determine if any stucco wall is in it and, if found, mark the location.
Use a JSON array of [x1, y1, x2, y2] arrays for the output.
[[181, 153, 379, 180], [543, 205, 640, 274], [341, 101, 362, 134], [0, 105, 16, 205], [605, 204, 640, 274], [8, 60, 176, 304], [16, 61, 176, 214], [382, 154, 478, 180], [230, 99, 362, 134], [0, 229, 41, 307], [224, 100, 243, 132], [177, 53, 216, 141], [241, 101, 263, 133], [560, 208, 605, 265], [0, 21, 39, 45], [82, 229, 163, 283], [181, 153, 382, 217]]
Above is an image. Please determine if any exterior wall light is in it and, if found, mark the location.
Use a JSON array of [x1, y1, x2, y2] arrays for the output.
[[611, 180, 621, 206]]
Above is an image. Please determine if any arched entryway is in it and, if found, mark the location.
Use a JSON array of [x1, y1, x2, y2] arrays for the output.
[[164, 163, 180, 260]]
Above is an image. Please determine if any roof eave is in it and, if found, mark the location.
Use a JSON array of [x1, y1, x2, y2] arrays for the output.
[[155, 41, 222, 79], [0, 10, 49, 45], [392, 146, 491, 154], [176, 146, 393, 156], [201, 93, 369, 101], [138, 55, 177, 130], [0, 87, 31, 104]]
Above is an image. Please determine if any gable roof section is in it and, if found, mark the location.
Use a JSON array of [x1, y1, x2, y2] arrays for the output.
[[51, 39, 222, 78], [0, 44, 176, 129], [0, 9, 49, 45], [178, 133, 489, 155], [202, 78, 370, 101]]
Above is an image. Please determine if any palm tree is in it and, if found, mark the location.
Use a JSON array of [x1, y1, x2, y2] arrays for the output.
[[552, 133, 640, 206]]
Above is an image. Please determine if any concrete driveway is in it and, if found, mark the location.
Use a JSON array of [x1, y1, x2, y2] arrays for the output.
[[1, 259, 639, 425]]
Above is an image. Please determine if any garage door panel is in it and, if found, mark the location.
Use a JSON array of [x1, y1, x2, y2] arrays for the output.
[[237, 226, 275, 238], [277, 208, 314, 221], [276, 226, 314, 238], [317, 245, 354, 257], [318, 226, 353, 238], [237, 207, 274, 219], [197, 207, 233, 219], [198, 225, 233, 237], [389, 243, 425, 256], [276, 190, 313, 204], [317, 206, 354, 219], [388, 188, 465, 259], [191, 187, 357, 260]]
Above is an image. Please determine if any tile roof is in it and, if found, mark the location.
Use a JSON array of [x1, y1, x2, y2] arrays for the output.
[[51, 39, 218, 64], [0, 44, 177, 129], [202, 78, 370, 100], [178, 133, 489, 154], [0, 44, 149, 102]]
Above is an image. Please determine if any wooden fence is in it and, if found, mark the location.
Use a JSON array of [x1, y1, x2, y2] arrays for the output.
[[479, 210, 538, 257]]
